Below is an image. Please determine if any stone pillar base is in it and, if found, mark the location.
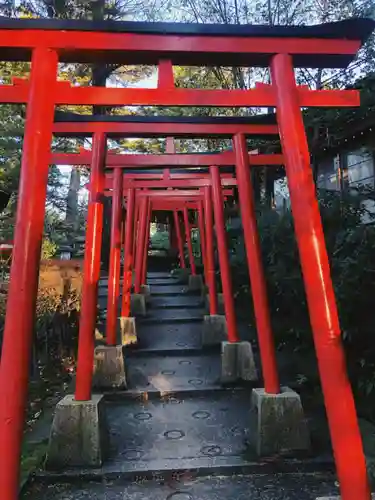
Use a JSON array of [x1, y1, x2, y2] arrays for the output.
[[221, 341, 257, 383], [188, 274, 203, 292], [131, 293, 146, 316], [120, 316, 138, 346], [141, 284, 151, 303], [171, 268, 189, 283], [93, 345, 126, 389], [251, 387, 310, 456], [46, 394, 108, 469], [204, 292, 224, 314], [202, 315, 228, 346], [200, 284, 208, 302]]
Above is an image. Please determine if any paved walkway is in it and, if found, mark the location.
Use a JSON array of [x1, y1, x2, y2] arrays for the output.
[[23, 272, 339, 499]]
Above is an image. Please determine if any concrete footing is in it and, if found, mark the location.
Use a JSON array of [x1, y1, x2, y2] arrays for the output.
[[200, 284, 208, 302], [46, 394, 108, 469], [188, 274, 204, 292], [202, 314, 228, 346], [221, 341, 257, 383], [251, 386, 310, 456], [93, 345, 127, 389], [131, 293, 146, 316], [141, 284, 151, 303], [171, 268, 190, 283], [120, 316, 138, 346], [204, 292, 224, 314]]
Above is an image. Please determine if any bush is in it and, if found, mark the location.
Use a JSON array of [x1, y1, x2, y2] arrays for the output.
[[41, 238, 57, 260], [230, 188, 375, 411], [150, 231, 170, 250]]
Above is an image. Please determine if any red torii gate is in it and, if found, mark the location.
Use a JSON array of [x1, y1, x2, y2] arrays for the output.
[[51, 132, 281, 361], [51, 116, 282, 360], [49, 150, 284, 166], [56, 144, 262, 360], [0, 17, 373, 500]]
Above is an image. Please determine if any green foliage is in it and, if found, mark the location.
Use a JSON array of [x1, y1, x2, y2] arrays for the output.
[[41, 238, 58, 260], [230, 188, 375, 406], [150, 231, 170, 250]]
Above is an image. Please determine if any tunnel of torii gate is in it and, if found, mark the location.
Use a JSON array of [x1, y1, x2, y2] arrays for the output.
[[0, 16, 374, 500]]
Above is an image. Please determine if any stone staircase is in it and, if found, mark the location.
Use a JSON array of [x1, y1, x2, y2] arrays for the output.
[[23, 271, 340, 500]]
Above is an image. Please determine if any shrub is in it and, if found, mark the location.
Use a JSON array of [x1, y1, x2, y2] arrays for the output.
[[150, 231, 170, 250], [230, 188, 375, 409]]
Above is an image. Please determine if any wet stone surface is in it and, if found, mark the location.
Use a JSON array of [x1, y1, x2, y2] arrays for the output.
[[105, 391, 250, 469], [129, 322, 203, 352], [23, 473, 339, 499], [150, 295, 203, 308], [150, 284, 190, 295], [126, 354, 221, 391], [139, 308, 204, 321], [23, 270, 341, 499], [147, 278, 181, 286], [147, 272, 172, 279]]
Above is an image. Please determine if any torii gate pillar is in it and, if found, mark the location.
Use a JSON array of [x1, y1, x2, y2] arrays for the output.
[[120, 187, 138, 346], [93, 166, 127, 391], [268, 53, 370, 498], [183, 207, 204, 292], [201, 185, 227, 347], [210, 166, 257, 383], [0, 47, 58, 499], [47, 132, 109, 471]]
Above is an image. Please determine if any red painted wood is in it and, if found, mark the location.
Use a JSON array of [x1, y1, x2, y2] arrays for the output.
[[234, 133, 279, 394], [150, 202, 199, 210], [0, 47, 58, 500], [53, 121, 279, 138], [105, 178, 237, 189], [141, 199, 151, 286], [158, 60, 174, 89], [271, 53, 370, 500], [0, 80, 360, 107], [0, 30, 359, 64], [204, 186, 218, 315], [105, 172, 235, 180], [136, 189, 234, 197], [50, 151, 285, 167], [211, 165, 238, 343], [134, 196, 148, 294], [106, 167, 123, 345], [197, 200, 208, 289], [75, 132, 106, 401], [121, 187, 135, 318]]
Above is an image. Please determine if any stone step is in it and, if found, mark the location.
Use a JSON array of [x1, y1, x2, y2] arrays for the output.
[[126, 353, 221, 392], [146, 278, 180, 285], [90, 391, 254, 474], [24, 472, 339, 499], [150, 295, 203, 308], [125, 346, 219, 358], [30, 385, 335, 492], [131, 322, 203, 352], [139, 317, 203, 325], [149, 302, 203, 310], [138, 308, 203, 324], [147, 272, 172, 279], [150, 284, 188, 295], [103, 385, 243, 401]]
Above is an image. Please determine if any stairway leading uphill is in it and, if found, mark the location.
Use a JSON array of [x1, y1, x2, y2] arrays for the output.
[[23, 270, 340, 500]]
